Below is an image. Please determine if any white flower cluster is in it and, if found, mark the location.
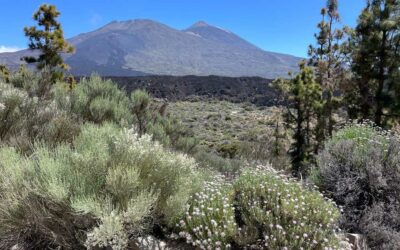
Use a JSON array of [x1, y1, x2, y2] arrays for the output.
[[0, 102, 5, 112], [0, 86, 27, 101], [236, 168, 340, 249], [178, 176, 235, 250]]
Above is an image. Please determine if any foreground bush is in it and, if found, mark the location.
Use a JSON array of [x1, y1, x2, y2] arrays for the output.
[[233, 167, 340, 249], [2, 68, 197, 156], [177, 176, 237, 249], [0, 123, 205, 249], [314, 123, 400, 249], [0, 80, 80, 151], [178, 166, 340, 249]]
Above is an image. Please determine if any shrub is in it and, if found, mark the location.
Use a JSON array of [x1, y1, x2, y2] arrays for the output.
[[0, 79, 80, 152], [130, 89, 151, 135], [148, 113, 198, 154], [314, 122, 400, 249], [217, 142, 239, 159], [237, 140, 291, 171], [0, 123, 205, 249], [177, 176, 237, 249], [178, 166, 340, 249], [194, 149, 243, 175], [0, 81, 27, 140], [8, 66, 56, 99], [233, 167, 340, 249], [0, 64, 10, 82], [8, 65, 37, 90], [70, 74, 132, 124]]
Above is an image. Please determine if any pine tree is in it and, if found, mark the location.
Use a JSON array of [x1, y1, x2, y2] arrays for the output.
[[274, 62, 323, 176], [348, 0, 400, 126], [308, 0, 347, 150], [23, 4, 74, 81]]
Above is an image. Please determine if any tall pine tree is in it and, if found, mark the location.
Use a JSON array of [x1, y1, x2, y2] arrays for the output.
[[308, 0, 347, 149], [274, 62, 323, 176], [23, 4, 74, 81], [348, 0, 400, 126]]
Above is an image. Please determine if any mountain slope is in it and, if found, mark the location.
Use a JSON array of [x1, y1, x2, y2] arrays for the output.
[[0, 19, 301, 78]]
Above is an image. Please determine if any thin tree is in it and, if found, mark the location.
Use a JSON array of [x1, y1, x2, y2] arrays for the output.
[[274, 62, 323, 176], [23, 4, 75, 81], [308, 0, 347, 149]]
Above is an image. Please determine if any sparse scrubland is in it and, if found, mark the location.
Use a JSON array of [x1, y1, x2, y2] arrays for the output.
[[0, 69, 343, 249], [3, 66, 399, 249], [0, 0, 399, 249], [169, 101, 290, 169]]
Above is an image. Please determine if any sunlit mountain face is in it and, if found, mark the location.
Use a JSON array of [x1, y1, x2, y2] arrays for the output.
[[0, 19, 301, 78]]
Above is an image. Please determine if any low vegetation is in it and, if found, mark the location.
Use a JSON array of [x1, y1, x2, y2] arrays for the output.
[[313, 123, 400, 248], [169, 101, 290, 170], [0, 69, 343, 249], [0, 0, 400, 249], [0, 123, 205, 249], [178, 167, 340, 249]]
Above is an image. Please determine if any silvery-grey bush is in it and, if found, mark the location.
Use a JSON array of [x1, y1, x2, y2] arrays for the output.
[[314, 123, 400, 249]]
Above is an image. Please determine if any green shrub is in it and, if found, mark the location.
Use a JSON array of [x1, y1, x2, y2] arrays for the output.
[[194, 150, 242, 174], [70, 74, 132, 124], [0, 79, 80, 152], [328, 121, 390, 148], [0, 81, 27, 140], [217, 142, 239, 159], [130, 89, 151, 135], [237, 140, 291, 170], [8, 65, 37, 90], [8, 66, 56, 98], [0, 123, 205, 249], [0, 64, 10, 83], [148, 113, 198, 154], [313, 122, 400, 249]]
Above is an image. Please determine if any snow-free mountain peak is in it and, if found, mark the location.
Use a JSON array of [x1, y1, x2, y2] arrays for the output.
[[0, 19, 301, 78]]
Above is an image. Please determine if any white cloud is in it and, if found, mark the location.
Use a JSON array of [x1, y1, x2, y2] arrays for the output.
[[0, 45, 23, 53]]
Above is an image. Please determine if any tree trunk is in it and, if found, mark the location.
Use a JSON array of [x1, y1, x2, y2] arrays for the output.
[[374, 30, 387, 126]]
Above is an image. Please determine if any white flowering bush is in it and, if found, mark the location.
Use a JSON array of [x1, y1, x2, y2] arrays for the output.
[[328, 121, 391, 151], [233, 167, 340, 249], [177, 175, 236, 249], [177, 166, 340, 249]]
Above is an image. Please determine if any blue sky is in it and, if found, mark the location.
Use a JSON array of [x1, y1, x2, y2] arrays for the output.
[[0, 0, 365, 57]]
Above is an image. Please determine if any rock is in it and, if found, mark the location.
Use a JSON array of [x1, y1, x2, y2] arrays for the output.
[[347, 234, 369, 250], [339, 239, 353, 250], [339, 234, 369, 250], [11, 244, 25, 250]]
